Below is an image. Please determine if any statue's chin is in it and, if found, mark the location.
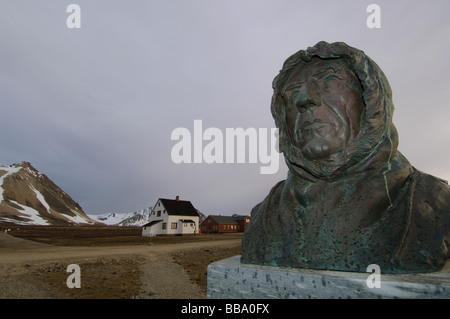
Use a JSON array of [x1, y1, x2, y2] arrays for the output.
[[300, 140, 334, 160]]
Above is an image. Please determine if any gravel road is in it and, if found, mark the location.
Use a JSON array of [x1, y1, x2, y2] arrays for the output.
[[0, 232, 241, 298]]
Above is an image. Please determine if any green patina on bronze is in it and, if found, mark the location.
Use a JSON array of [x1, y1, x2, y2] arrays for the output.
[[241, 41, 450, 274]]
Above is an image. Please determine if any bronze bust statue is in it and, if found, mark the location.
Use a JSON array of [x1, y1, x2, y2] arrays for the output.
[[241, 41, 450, 274]]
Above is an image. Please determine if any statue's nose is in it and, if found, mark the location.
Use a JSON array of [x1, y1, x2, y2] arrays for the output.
[[295, 81, 322, 112]]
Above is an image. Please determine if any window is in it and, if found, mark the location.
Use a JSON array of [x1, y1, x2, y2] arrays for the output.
[[157, 210, 161, 217], [171, 223, 177, 229], [162, 223, 167, 230]]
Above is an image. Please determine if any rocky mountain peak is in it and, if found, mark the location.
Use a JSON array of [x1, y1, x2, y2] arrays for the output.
[[0, 162, 96, 225]]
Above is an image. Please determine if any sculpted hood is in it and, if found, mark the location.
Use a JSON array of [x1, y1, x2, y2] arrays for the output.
[[272, 41, 400, 181]]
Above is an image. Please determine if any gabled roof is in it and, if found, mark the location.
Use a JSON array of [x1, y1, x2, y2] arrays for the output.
[[142, 220, 163, 227], [232, 214, 250, 221], [207, 215, 239, 225], [159, 198, 199, 217]]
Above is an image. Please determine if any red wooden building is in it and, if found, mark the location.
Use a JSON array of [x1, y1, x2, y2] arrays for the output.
[[200, 214, 250, 233]]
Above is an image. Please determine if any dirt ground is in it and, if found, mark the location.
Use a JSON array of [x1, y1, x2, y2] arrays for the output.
[[0, 225, 242, 299]]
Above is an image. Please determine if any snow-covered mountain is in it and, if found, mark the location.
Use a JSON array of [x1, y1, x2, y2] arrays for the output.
[[88, 207, 152, 226], [0, 162, 96, 225]]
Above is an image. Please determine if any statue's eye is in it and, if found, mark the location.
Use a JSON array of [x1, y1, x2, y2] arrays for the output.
[[296, 102, 306, 113]]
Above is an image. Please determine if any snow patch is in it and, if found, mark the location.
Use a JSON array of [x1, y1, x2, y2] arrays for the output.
[[29, 184, 51, 213], [0, 166, 22, 201], [6, 200, 49, 225], [62, 209, 95, 224]]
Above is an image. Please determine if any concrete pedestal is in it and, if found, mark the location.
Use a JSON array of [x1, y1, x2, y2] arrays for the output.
[[207, 255, 450, 299]]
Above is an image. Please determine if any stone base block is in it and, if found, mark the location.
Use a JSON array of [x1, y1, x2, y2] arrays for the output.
[[207, 255, 450, 299]]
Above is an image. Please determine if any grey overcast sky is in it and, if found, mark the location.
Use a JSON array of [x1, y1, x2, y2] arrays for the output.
[[1, 1, 449, 216]]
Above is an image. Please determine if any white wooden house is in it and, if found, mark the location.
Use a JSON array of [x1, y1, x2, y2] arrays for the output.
[[142, 196, 200, 237]]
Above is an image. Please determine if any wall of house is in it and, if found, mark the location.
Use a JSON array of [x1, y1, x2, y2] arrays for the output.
[[201, 216, 244, 233], [142, 200, 168, 236], [201, 216, 219, 233], [142, 219, 166, 237], [143, 216, 199, 236], [165, 215, 199, 235], [142, 223, 157, 237], [237, 217, 250, 232], [218, 223, 239, 233], [143, 215, 199, 236], [149, 200, 167, 221]]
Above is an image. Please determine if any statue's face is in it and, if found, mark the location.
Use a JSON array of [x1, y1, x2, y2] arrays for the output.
[[283, 57, 364, 160]]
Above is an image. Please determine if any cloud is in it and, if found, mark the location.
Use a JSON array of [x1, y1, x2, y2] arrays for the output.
[[1, 0, 449, 215]]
